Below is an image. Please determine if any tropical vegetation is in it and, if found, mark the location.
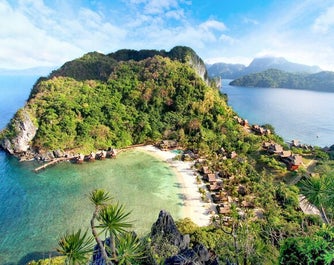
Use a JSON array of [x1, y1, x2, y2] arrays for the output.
[[229, 68, 334, 92], [4, 47, 333, 264]]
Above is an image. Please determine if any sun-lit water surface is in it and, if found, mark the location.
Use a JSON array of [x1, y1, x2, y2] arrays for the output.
[[0, 150, 182, 264], [222, 79, 334, 147]]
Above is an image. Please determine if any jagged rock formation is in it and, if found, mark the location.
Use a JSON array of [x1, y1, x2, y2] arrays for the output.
[[151, 210, 219, 265], [90, 237, 111, 265], [151, 210, 190, 251], [165, 243, 219, 265], [1, 109, 37, 155], [91, 210, 220, 265]]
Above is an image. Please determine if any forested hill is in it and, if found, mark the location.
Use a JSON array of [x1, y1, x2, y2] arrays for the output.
[[229, 68, 334, 92], [47, 46, 208, 82], [0, 46, 234, 155]]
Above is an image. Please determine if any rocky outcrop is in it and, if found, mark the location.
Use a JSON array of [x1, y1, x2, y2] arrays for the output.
[[165, 243, 219, 265], [1, 109, 37, 155], [151, 210, 190, 251], [151, 210, 219, 265], [187, 53, 209, 84]]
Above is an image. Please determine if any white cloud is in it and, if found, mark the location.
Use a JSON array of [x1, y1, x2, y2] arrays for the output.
[[1, 0, 334, 71], [312, 5, 334, 33], [0, 0, 127, 69], [219, 34, 236, 45], [205, 56, 252, 66], [242, 17, 259, 25], [127, 0, 179, 15], [199, 20, 226, 32]]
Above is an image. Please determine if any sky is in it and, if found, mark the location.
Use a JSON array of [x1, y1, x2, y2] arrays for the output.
[[1, 0, 334, 71]]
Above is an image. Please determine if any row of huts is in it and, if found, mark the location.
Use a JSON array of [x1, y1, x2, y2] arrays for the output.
[[199, 165, 259, 221], [72, 148, 117, 163]]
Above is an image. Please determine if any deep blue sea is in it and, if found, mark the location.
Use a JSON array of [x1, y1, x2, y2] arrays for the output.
[[221, 79, 334, 147]]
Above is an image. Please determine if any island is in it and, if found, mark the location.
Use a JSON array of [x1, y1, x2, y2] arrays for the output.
[[1, 46, 334, 265], [229, 68, 334, 92]]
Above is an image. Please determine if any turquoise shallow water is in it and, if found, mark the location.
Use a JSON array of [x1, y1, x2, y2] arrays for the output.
[[0, 150, 182, 264]]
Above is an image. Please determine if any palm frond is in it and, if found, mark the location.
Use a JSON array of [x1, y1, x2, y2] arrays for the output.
[[89, 189, 113, 207], [57, 229, 94, 265], [97, 203, 133, 235], [298, 177, 324, 208], [116, 232, 146, 265]]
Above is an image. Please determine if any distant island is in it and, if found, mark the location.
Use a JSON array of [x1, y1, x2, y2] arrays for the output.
[[229, 68, 334, 92], [206, 56, 322, 79]]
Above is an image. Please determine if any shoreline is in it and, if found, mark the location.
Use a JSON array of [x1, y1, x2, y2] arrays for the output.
[[135, 145, 215, 227]]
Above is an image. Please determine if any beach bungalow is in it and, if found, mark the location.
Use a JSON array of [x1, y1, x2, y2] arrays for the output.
[[209, 182, 222, 192], [85, 152, 95, 162], [201, 166, 212, 176], [217, 203, 231, 215], [96, 150, 107, 160], [281, 154, 303, 171], [106, 148, 117, 158], [252, 125, 271, 135], [212, 190, 229, 203], [268, 143, 283, 154], [158, 140, 178, 150], [241, 200, 255, 209], [204, 173, 216, 184], [73, 153, 84, 164], [263, 142, 272, 149], [291, 139, 300, 147], [252, 125, 265, 135], [280, 150, 292, 158]]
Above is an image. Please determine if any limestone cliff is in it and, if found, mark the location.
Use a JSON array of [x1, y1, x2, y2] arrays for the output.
[[0, 109, 37, 155]]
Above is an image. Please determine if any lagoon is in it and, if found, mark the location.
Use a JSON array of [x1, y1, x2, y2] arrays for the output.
[[0, 76, 182, 264], [0, 149, 182, 265]]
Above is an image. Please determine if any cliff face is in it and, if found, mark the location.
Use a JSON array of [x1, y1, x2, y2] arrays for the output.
[[1, 110, 37, 155]]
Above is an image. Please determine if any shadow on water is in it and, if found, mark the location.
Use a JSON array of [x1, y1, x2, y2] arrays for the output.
[[16, 251, 60, 265]]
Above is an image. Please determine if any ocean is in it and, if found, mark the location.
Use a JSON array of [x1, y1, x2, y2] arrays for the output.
[[0, 76, 182, 264], [221, 79, 334, 147]]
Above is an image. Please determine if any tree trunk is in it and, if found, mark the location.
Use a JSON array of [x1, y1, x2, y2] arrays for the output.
[[91, 209, 112, 265], [110, 233, 117, 262], [320, 205, 330, 224]]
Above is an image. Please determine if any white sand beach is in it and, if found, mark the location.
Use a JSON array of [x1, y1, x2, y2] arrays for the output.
[[136, 145, 215, 226]]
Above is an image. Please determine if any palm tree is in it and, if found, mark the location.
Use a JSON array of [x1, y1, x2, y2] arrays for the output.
[[89, 189, 113, 265], [299, 174, 334, 224], [115, 232, 145, 265], [57, 229, 94, 265], [96, 203, 132, 262]]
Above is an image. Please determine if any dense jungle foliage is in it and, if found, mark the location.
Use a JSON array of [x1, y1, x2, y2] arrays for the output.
[[22, 56, 223, 153], [3, 47, 334, 264], [229, 68, 334, 92]]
